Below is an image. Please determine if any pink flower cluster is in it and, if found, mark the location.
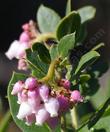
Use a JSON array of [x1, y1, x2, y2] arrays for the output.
[[11, 77, 83, 128], [5, 20, 38, 70]]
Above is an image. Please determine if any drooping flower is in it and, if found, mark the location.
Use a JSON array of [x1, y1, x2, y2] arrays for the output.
[[11, 81, 24, 95], [59, 79, 71, 89], [28, 90, 41, 113], [25, 77, 38, 90], [5, 40, 20, 60], [18, 59, 28, 71], [70, 90, 83, 103], [19, 31, 30, 43], [5, 40, 29, 60], [35, 106, 49, 126], [17, 101, 32, 120], [45, 97, 59, 117], [39, 85, 49, 102]]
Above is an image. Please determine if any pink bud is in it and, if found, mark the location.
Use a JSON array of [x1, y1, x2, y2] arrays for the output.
[[19, 31, 30, 43], [11, 81, 24, 95], [71, 90, 83, 103], [25, 77, 38, 90], [35, 107, 49, 126], [16, 43, 28, 59], [17, 101, 32, 120], [18, 59, 28, 71], [45, 98, 59, 117], [22, 23, 29, 31], [60, 79, 71, 89], [39, 85, 49, 102]]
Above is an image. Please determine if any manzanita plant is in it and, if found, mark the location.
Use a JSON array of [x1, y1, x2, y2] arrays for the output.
[[3, 0, 110, 132]]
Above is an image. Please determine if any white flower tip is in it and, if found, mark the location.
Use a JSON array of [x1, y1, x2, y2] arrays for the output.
[[11, 91, 14, 95], [16, 114, 23, 120], [25, 122, 31, 126], [35, 122, 42, 126], [17, 101, 20, 104], [5, 52, 13, 60], [50, 113, 58, 118]]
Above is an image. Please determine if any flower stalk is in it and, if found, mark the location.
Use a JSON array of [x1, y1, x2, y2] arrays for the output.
[[70, 106, 78, 130], [39, 59, 60, 83]]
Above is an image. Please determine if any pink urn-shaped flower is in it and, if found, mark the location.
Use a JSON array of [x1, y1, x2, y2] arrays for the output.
[[45, 98, 59, 117], [70, 90, 83, 103], [11, 81, 24, 95], [25, 77, 38, 90], [39, 85, 49, 102]]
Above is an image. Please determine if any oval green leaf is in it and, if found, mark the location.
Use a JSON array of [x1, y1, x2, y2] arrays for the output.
[[58, 33, 75, 58], [77, 6, 96, 23], [37, 5, 61, 33], [32, 42, 51, 64], [75, 51, 100, 75], [56, 11, 81, 40]]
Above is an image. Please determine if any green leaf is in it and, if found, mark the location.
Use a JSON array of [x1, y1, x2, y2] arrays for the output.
[[37, 5, 61, 33], [88, 98, 110, 129], [49, 45, 59, 60], [56, 11, 81, 40], [93, 116, 110, 131], [8, 72, 50, 132], [77, 6, 96, 23], [80, 74, 91, 84], [75, 23, 87, 44], [58, 33, 75, 58], [32, 42, 51, 64], [91, 43, 104, 51], [75, 51, 100, 75], [66, 0, 71, 15], [90, 62, 109, 108], [103, 106, 110, 117], [78, 116, 110, 132], [26, 49, 48, 78], [78, 98, 110, 132]]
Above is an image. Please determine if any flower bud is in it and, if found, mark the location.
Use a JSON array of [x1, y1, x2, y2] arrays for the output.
[[25, 77, 38, 90], [35, 107, 49, 126], [71, 90, 83, 103], [39, 85, 49, 102], [45, 98, 59, 117], [17, 101, 32, 120], [19, 31, 30, 43], [60, 79, 71, 89], [22, 23, 29, 31], [16, 43, 28, 59], [18, 59, 28, 71], [11, 81, 24, 95]]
